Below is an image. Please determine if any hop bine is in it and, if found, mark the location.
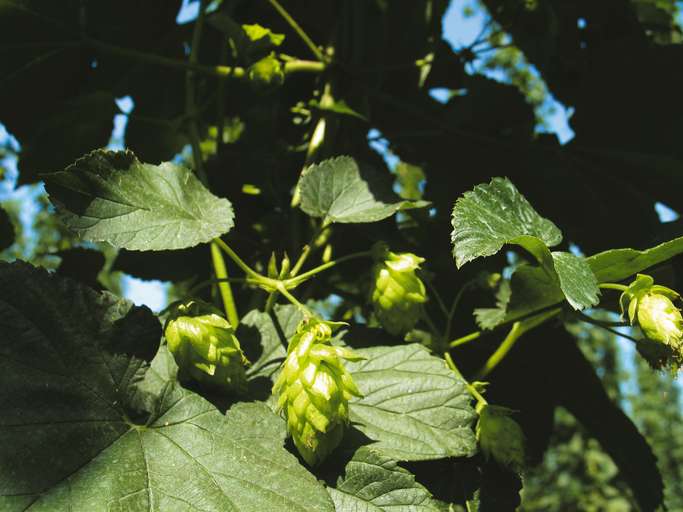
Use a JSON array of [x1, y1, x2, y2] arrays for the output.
[[273, 317, 363, 466], [370, 244, 428, 336], [165, 300, 249, 393], [619, 274, 683, 370]]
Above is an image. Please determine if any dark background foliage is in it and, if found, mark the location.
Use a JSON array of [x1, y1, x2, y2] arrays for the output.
[[2, 0, 683, 510]]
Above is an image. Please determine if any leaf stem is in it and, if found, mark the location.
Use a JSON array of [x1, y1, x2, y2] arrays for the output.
[[445, 281, 475, 340], [449, 331, 482, 348], [599, 283, 628, 292], [576, 313, 640, 343], [474, 308, 561, 380], [214, 238, 261, 279], [444, 352, 487, 406], [267, 0, 326, 62], [289, 220, 331, 277], [276, 283, 312, 315], [575, 311, 629, 328], [83, 38, 322, 78], [285, 250, 372, 287], [210, 242, 240, 327], [186, 0, 209, 185]]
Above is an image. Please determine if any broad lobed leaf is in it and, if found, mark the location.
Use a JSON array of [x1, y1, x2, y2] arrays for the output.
[[346, 344, 476, 461], [450, 177, 562, 268], [44, 149, 235, 251], [298, 156, 427, 224], [0, 262, 333, 512], [328, 447, 443, 511]]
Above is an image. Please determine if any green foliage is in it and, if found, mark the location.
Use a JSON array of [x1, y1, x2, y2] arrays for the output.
[[347, 344, 476, 460], [3, 0, 683, 509], [328, 447, 443, 511], [299, 156, 427, 224], [44, 150, 234, 251]]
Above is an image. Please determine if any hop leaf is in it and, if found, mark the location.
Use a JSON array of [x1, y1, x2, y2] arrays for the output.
[[620, 274, 683, 370], [272, 317, 363, 466], [370, 244, 427, 336], [476, 403, 526, 474], [165, 300, 248, 392], [248, 53, 284, 91]]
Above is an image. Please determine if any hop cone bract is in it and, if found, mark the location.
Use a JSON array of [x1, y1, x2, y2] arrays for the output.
[[165, 300, 248, 392], [273, 317, 363, 466], [620, 274, 683, 369], [370, 248, 427, 336]]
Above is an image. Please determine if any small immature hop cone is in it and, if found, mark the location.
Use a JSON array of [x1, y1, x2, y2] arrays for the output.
[[272, 317, 363, 466], [476, 403, 526, 474], [620, 274, 683, 370], [370, 245, 428, 336], [165, 300, 248, 393]]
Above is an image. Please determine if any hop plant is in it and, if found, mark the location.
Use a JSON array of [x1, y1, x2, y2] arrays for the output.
[[370, 244, 427, 336], [476, 402, 526, 474], [620, 274, 683, 369], [248, 53, 284, 90], [272, 317, 363, 466], [165, 300, 249, 393]]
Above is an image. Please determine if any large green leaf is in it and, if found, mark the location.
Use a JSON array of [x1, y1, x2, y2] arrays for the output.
[[327, 447, 443, 511], [551, 251, 600, 310], [587, 235, 683, 282], [475, 235, 683, 330], [450, 177, 562, 268], [298, 156, 427, 224], [44, 150, 234, 251], [346, 344, 476, 461], [0, 262, 333, 512]]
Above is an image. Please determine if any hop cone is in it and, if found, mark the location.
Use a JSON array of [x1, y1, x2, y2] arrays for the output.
[[165, 300, 248, 392], [620, 274, 683, 369], [272, 317, 363, 466], [370, 247, 427, 336], [476, 403, 525, 474]]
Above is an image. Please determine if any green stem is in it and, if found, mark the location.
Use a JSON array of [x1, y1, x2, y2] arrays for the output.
[[449, 331, 482, 348], [210, 242, 240, 327], [599, 283, 628, 292], [186, 0, 209, 184], [276, 283, 312, 315], [445, 281, 474, 340], [285, 250, 372, 287], [289, 220, 331, 277], [575, 311, 629, 328], [290, 245, 311, 277], [267, 0, 326, 62], [444, 352, 487, 406], [213, 238, 261, 279], [283, 59, 326, 74], [421, 307, 442, 341], [264, 291, 279, 313], [186, 277, 247, 297], [422, 276, 450, 318], [474, 308, 561, 380], [84, 38, 322, 78], [85, 37, 246, 78], [577, 313, 640, 343]]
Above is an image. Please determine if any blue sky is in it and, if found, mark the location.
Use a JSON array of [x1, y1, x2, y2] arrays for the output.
[[0, 1, 681, 311]]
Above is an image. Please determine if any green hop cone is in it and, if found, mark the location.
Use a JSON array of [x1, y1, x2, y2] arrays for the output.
[[476, 402, 526, 474], [619, 274, 683, 370], [370, 245, 428, 336], [165, 300, 248, 393], [272, 317, 363, 466]]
